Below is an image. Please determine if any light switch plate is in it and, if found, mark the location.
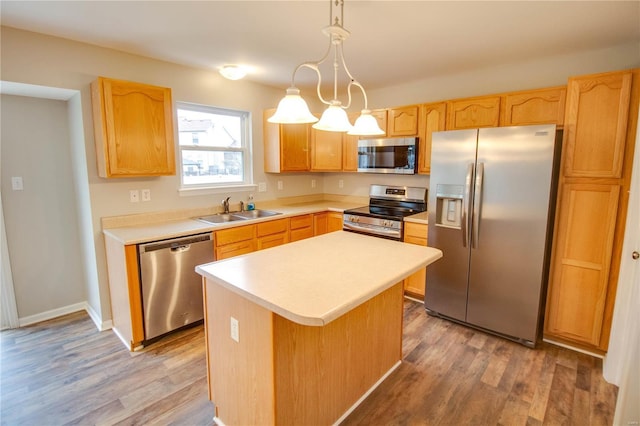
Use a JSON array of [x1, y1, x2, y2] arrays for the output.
[[230, 317, 239, 342]]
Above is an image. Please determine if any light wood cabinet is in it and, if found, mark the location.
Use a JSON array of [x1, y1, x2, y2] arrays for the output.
[[368, 109, 388, 137], [545, 69, 638, 352], [446, 95, 501, 130], [342, 133, 359, 172], [264, 109, 310, 173], [327, 212, 344, 232], [403, 222, 428, 298], [310, 128, 343, 171], [256, 218, 289, 250], [313, 212, 328, 235], [501, 87, 566, 127], [563, 73, 632, 178], [214, 225, 256, 260], [418, 102, 446, 175], [388, 105, 420, 136], [545, 184, 620, 346], [290, 214, 314, 242], [91, 77, 176, 178]]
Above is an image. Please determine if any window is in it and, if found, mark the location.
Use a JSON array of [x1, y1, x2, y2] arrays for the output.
[[176, 102, 252, 189]]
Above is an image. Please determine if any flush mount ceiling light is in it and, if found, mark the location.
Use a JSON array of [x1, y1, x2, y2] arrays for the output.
[[268, 0, 384, 136], [219, 64, 248, 80]]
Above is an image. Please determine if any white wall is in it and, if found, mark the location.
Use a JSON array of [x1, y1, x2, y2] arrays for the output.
[[1, 25, 638, 327], [1, 94, 86, 320]]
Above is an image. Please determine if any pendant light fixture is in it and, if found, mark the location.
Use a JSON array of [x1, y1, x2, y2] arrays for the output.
[[268, 0, 384, 136]]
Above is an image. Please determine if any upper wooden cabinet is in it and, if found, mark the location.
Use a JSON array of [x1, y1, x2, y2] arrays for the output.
[[446, 96, 501, 130], [563, 72, 632, 178], [501, 87, 566, 127], [264, 109, 310, 173], [418, 102, 446, 174], [342, 133, 359, 172], [388, 105, 420, 136], [310, 128, 344, 172], [91, 77, 176, 178], [368, 109, 388, 137]]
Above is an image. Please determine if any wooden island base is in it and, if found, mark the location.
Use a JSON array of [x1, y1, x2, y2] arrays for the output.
[[204, 280, 404, 426]]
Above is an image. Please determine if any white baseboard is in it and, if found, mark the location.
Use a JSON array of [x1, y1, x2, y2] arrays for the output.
[[19, 302, 87, 327], [543, 337, 604, 359], [18, 301, 113, 332]]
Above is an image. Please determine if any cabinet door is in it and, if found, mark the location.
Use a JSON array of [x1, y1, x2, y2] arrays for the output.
[[264, 109, 310, 173], [446, 96, 501, 130], [367, 109, 387, 137], [388, 105, 419, 136], [545, 183, 620, 346], [327, 212, 343, 232], [313, 212, 329, 235], [281, 124, 311, 171], [256, 233, 288, 251], [419, 102, 446, 174], [310, 129, 343, 171], [403, 222, 428, 297], [91, 77, 176, 177], [342, 133, 359, 172], [501, 87, 566, 126], [563, 72, 632, 178]]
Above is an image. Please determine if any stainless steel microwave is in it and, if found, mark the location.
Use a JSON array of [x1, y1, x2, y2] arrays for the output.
[[357, 137, 418, 174]]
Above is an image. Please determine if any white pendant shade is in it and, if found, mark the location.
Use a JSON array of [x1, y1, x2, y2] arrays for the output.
[[268, 87, 318, 124], [348, 110, 385, 136], [312, 104, 353, 132]]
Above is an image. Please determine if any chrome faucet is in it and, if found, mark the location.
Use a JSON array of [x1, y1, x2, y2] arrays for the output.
[[239, 200, 244, 212], [222, 196, 230, 214]]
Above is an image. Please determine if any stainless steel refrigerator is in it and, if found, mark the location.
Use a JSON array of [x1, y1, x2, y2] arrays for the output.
[[425, 124, 560, 347]]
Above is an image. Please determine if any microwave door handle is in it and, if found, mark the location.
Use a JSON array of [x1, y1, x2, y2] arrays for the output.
[[472, 162, 484, 249], [462, 163, 474, 248]]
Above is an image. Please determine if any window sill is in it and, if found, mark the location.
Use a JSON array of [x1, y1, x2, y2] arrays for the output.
[[178, 183, 258, 197]]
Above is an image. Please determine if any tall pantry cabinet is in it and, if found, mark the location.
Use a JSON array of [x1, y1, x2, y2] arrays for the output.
[[544, 69, 638, 353]]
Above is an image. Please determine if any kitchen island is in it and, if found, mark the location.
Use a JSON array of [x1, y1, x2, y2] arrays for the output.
[[196, 231, 442, 425]]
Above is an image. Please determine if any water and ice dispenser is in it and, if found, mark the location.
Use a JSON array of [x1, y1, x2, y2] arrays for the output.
[[434, 184, 464, 228]]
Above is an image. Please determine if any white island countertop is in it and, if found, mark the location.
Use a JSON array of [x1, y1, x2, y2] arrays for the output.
[[196, 231, 442, 326]]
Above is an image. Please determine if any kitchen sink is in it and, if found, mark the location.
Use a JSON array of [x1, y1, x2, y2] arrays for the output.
[[231, 209, 282, 220], [195, 213, 246, 224], [195, 210, 281, 225]]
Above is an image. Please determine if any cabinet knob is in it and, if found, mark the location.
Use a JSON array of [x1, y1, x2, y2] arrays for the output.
[[633, 251, 639, 260]]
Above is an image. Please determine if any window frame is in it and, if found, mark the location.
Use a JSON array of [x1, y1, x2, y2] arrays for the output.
[[176, 101, 254, 193]]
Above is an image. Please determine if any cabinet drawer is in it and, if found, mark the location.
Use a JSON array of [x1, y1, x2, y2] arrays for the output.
[[215, 225, 255, 246], [290, 227, 314, 242], [257, 233, 288, 250], [257, 218, 288, 237], [290, 214, 313, 230], [404, 235, 427, 246], [215, 240, 256, 260]]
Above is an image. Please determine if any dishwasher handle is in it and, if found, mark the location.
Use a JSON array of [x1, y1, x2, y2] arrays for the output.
[[140, 233, 212, 254]]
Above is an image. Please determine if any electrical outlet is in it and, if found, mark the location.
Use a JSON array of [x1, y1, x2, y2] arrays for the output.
[[339, 179, 344, 189], [230, 317, 239, 342], [277, 180, 283, 190], [11, 176, 24, 191], [258, 182, 267, 192], [129, 190, 140, 203], [311, 179, 316, 188], [141, 189, 151, 202]]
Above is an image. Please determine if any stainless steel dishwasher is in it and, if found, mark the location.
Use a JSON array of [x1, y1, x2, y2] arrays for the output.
[[139, 232, 214, 342]]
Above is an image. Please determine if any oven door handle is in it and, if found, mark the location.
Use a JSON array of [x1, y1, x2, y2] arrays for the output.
[[343, 222, 401, 239]]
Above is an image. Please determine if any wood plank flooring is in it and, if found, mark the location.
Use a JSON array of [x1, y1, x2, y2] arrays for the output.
[[0, 300, 617, 425]]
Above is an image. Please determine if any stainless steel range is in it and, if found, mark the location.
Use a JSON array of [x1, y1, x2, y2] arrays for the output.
[[343, 184, 427, 241]]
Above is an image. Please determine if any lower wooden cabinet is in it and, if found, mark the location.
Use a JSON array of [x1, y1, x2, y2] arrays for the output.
[[290, 214, 314, 242], [215, 225, 256, 260], [327, 212, 343, 232], [403, 222, 428, 298], [256, 218, 289, 250]]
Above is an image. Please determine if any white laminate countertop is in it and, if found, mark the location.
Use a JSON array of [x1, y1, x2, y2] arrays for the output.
[[196, 231, 443, 327]]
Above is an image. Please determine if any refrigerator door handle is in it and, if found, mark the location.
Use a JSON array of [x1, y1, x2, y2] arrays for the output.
[[472, 162, 484, 248], [462, 163, 474, 247]]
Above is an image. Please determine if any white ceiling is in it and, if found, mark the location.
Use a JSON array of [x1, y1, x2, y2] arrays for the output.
[[1, 1, 639, 92]]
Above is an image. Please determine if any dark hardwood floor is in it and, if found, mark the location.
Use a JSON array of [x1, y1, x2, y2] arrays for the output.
[[0, 300, 617, 425]]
